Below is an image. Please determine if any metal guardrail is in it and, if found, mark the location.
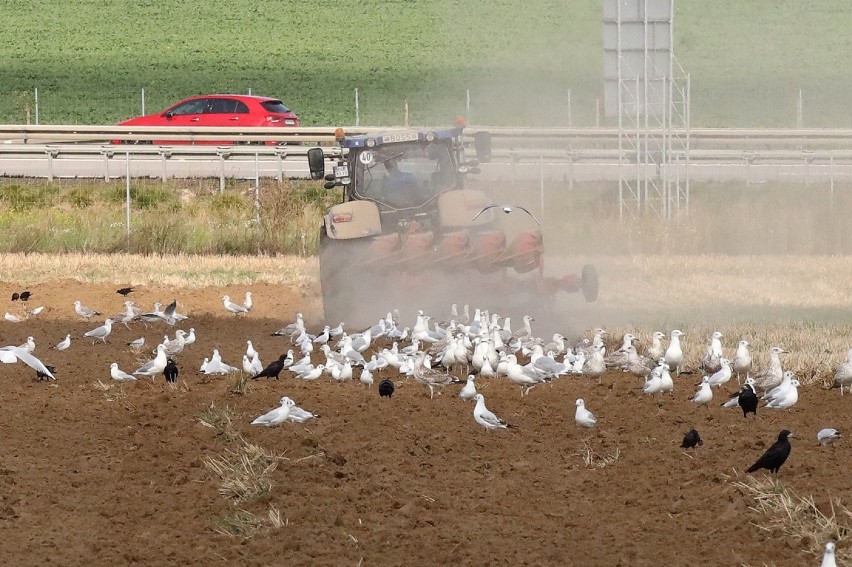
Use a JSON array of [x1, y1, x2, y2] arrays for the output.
[[3, 125, 852, 181]]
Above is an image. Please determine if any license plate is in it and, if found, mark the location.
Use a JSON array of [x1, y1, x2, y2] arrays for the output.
[[381, 131, 419, 144], [333, 165, 349, 178]]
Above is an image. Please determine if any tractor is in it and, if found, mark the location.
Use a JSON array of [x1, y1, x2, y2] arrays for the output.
[[307, 125, 597, 328]]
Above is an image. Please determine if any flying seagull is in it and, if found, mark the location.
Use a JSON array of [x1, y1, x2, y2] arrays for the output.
[[472, 204, 541, 226], [0, 346, 55, 380]]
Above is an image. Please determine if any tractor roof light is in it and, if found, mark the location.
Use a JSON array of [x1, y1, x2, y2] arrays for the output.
[[334, 127, 345, 140], [425, 132, 436, 142], [365, 138, 376, 147]]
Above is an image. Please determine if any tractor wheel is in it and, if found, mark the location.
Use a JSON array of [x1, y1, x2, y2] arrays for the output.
[[581, 264, 598, 302]]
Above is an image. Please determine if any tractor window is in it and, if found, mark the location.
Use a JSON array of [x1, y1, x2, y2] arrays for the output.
[[357, 142, 454, 209]]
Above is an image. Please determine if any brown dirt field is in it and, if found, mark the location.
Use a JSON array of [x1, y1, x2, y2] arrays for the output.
[[0, 279, 847, 566]]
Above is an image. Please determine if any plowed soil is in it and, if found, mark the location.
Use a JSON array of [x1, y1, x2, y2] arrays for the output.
[[0, 280, 846, 566]]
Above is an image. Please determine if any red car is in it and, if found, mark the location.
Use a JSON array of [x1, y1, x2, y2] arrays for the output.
[[114, 94, 300, 144]]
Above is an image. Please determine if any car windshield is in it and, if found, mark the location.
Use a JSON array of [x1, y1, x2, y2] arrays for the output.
[[261, 100, 291, 113], [355, 142, 455, 209]]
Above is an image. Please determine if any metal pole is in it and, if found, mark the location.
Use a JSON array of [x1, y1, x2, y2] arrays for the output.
[[404, 99, 409, 127], [466, 89, 470, 111], [248, 87, 252, 96], [254, 152, 261, 227], [34, 87, 39, 125], [566, 88, 572, 127], [797, 88, 803, 128], [355, 88, 360, 127], [125, 151, 131, 237], [141, 87, 146, 115], [595, 98, 600, 127], [539, 154, 545, 221]]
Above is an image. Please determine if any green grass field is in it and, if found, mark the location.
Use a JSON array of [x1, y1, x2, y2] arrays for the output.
[[2, 0, 851, 127]]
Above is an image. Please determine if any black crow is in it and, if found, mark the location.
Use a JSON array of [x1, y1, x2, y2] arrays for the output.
[[11, 293, 19, 301], [681, 428, 703, 449], [37, 365, 56, 381], [116, 287, 134, 296], [164, 358, 179, 383], [738, 382, 758, 418], [379, 378, 395, 398], [19, 291, 31, 302], [747, 430, 794, 475], [252, 353, 290, 380]]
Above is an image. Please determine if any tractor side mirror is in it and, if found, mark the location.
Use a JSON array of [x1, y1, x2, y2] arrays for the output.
[[307, 147, 326, 180], [473, 131, 491, 163]]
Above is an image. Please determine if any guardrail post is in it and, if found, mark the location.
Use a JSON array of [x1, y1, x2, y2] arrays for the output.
[[102, 149, 114, 181], [159, 148, 172, 182], [275, 149, 287, 183], [45, 147, 59, 182], [217, 149, 231, 192]]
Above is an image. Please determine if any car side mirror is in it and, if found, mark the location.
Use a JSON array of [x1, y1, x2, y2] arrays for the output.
[[307, 147, 326, 180], [164, 112, 173, 120]]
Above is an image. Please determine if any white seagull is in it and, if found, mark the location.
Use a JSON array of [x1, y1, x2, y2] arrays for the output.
[[73, 300, 101, 320], [690, 377, 713, 407], [473, 393, 511, 430], [471, 204, 541, 226], [575, 398, 597, 428], [459, 375, 477, 400], [53, 334, 71, 351], [222, 295, 248, 315], [821, 541, 838, 567], [0, 346, 55, 380], [250, 397, 296, 427], [134, 344, 168, 377], [83, 318, 113, 344], [817, 428, 841, 446], [110, 362, 138, 382]]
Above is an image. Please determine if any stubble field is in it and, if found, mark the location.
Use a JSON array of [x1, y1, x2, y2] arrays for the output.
[[0, 253, 850, 566]]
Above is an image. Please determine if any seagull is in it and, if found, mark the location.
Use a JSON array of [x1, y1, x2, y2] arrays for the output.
[[690, 377, 713, 407], [18, 336, 35, 353], [459, 375, 477, 400], [817, 428, 841, 446], [4, 312, 23, 323], [378, 378, 395, 398], [134, 344, 168, 378], [73, 300, 101, 320], [110, 362, 138, 382], [127, 337, 145, 351], [473, 393, 512, 430], [764, 378, 800, 410], [242, 291, 253, 312], [821, 541, 838, 567], [664, 330, 685, 375], [746, 430, 794, 476], [413, 353, 460, 398], [831, 348, 852, 395], [222, 295, 248, 315], [359, 367, 374, 388], [250, 397, 295, 427], [575, 398, 597, 428], [0, 346, 55, 380], [680, 428, 703, 449], [83, 318, 113, 344], [733, 340, 752, 383], [53, 334, 71, 351], [706, 358, 732, 388], [28, 306, 44, 317], [286, 399, 318, 423], [471, 204, 541, 226]]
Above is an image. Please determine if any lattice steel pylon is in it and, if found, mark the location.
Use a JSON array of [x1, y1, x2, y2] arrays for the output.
[[603, 0, 690, 220]]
